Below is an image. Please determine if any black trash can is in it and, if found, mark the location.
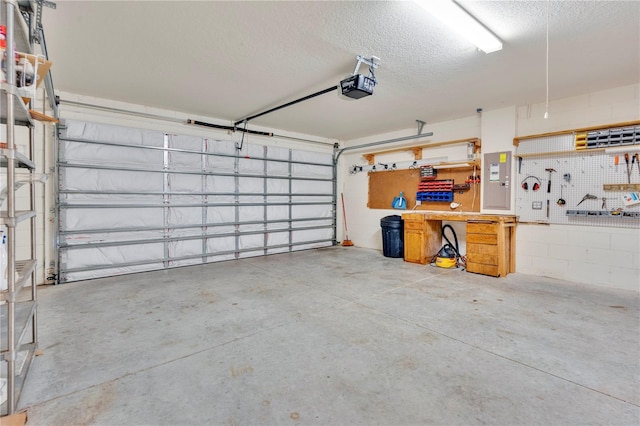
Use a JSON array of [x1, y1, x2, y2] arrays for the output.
[[380, 215, 404, 258]]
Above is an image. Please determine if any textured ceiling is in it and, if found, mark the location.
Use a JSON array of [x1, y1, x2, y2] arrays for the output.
[[41, 1, 639, 141]]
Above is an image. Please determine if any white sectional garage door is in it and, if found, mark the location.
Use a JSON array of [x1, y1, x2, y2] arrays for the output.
[[57, 120, 335, 282]]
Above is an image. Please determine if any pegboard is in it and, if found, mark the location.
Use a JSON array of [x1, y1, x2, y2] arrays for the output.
[[367, 166, 481, 212], [368, 168, 420, 209], [515, 134, 640, 228]]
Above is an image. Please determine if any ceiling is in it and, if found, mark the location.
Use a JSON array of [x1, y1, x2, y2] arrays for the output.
[[41, 1, 639, 141]]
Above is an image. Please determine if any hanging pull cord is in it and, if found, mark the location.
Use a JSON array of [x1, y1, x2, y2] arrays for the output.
[[544, 0, 550, 119]]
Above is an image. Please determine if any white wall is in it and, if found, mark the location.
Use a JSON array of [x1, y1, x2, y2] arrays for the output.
[[338, 115, 480, 253], [479, 106, 517, 215], [340, 84, 640, 292], [513, 84, 640, 292]]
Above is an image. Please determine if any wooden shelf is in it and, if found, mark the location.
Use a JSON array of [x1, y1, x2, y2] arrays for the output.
[[603, 183, 640, 191], [513, 120, 640, 145], [362, 137, 481, 164], [515, 149, 606, 158], [432, 159, 481, 169], [29, 109, 59, 123]]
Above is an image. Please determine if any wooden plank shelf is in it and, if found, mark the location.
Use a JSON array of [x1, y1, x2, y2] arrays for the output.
[[603, 183, 640, 191], [362, 138, 481, 164]]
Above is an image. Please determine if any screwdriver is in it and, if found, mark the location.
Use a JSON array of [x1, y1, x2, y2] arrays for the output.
[[615, 155, 619, 170], [635, 153, 640, 176], [625, 153, 630, 184]]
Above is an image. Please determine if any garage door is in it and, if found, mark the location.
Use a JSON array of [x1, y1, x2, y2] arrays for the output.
[[57, 120, 335, 282]]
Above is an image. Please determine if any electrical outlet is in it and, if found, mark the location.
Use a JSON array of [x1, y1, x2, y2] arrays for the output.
[[416, 200, 422, 206], [532, 201, 543, 210]]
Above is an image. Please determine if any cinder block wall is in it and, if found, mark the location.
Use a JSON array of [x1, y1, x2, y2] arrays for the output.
[[516, 225, 639, 290], [514, 83, 639, 291]]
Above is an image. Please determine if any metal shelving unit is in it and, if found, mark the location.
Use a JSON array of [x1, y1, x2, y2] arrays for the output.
[[1, 0, 38, 416]]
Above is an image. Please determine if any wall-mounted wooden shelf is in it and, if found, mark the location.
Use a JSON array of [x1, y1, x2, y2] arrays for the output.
[[603, 183, 640, 191], [515, 149, 607, 158], [29, 109, 59, 123], [362, 137, 480, 165], [513, 120, 640, 146], [432, 159, 481, 169]]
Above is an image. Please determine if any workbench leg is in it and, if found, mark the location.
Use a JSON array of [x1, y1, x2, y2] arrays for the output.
[[509, 224, 516, 274]]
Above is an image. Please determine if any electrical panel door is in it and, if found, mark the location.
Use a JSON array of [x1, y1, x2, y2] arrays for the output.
[[483, 151, 512, 210]]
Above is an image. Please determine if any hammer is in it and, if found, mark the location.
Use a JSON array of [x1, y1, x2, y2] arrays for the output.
[[545, 168, 556, 193]]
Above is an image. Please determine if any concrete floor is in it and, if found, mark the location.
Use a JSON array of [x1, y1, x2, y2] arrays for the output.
[[18, 247, 640, 425]]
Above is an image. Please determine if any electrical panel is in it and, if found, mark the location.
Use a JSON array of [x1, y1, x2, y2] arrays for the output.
[[483, 151, 512, 210]]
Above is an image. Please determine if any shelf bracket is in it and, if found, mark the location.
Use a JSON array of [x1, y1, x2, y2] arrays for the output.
[[363, 154, 375, 165], [411, 147, 422, 160]]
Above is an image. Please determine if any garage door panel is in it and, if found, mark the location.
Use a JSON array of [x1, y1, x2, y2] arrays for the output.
[[169, 174, 202, 192], [58, 119, 335, 282], [63, 243, 165, 270], [62, 168, 164, 192], [266, 179, 288, 193], [168, 207, 203, 226], [205, 206, 235, 223], [64, 120, 165, 147], [62, 141, 164, 166], [206, 175, 235, 192], [238, 204, 265, 222], [63, 207, 164, 231]]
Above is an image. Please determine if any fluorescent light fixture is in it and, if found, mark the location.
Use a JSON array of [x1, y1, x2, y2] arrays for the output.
[[414, 0, 503, 53]]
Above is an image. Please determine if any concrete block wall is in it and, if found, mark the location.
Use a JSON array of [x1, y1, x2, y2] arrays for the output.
[[516, 84, 639, 136], [514, 83, 640, 292], [516, 224, 639, 291]]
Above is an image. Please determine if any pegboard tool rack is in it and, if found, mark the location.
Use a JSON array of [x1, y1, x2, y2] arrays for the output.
[[513, 120, 640, 228]]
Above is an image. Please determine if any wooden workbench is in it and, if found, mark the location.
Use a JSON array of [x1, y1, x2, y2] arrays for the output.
[[401, 212, 517, 277]]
